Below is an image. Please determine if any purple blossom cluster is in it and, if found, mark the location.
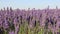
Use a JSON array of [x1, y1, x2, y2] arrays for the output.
[[0, 7, 60, 34]]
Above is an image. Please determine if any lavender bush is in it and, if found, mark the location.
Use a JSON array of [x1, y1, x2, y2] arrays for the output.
[[0, 7, 60, 34]]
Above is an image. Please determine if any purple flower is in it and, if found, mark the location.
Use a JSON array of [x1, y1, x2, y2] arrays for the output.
[[9, 31, 15, 34]]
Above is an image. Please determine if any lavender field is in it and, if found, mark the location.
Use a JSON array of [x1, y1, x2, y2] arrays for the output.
[[0, 7, 60, 34]]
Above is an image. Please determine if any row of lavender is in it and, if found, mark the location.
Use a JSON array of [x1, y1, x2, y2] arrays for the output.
[[0, 7, 60, 34]]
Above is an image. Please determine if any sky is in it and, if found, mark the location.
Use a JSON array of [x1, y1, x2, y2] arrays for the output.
[[0, 0, 60, 9]]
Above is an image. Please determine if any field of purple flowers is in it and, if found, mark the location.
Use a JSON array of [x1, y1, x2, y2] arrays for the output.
[[0, 7, 60, 34]]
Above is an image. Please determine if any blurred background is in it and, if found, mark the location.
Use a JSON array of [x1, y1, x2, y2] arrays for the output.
[[0, 0, 60, 9]]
